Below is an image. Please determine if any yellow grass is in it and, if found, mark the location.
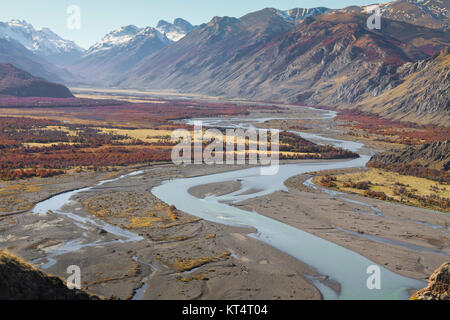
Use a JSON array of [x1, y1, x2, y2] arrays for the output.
[[168, 252, 231, 271], [315, 169, 449, 212], [45, 126, 79, 136], [96, 127, 174, 143], [336, 169, 448, 198], [24, 142, 77, 148], [178, 274, 207, 282], [125, 217, 163, 229]]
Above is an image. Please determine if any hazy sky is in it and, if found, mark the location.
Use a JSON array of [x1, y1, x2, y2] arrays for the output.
[[0, 0, 389, 49]]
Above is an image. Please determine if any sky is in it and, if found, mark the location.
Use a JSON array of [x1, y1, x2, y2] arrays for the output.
[[0, 0, 391, 49]]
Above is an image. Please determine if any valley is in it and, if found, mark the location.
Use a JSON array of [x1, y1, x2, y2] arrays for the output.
[[0, 95, 448, 300], [0, 0, 448, 302]]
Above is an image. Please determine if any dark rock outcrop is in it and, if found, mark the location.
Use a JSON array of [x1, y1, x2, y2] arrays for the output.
[[0, 63, 73, 98], [369, 140, 450, 171], [355, 47, 450, 126], [0, 250, 100, 300], [368, 140, 450, 182], [411, 262, 450, 300]]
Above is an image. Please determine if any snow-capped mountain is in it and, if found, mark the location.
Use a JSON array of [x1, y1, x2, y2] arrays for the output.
[[156, 18, 195, 42], [86, 25, 169, 56], [275, 7, 331, 22], [86, 17, 195, 56], [69, 26, 171, 83], [0, 37, 65, 82], [341, 0, 449, 30], [69, 18, 195, 83], [0, 20, 84, 65]]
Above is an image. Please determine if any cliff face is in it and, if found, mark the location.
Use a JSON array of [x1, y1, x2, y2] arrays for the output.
[[369, 140, 450, 171], [354, 47, 450, 126], [0, 63, 73, 98], [411, 262, 450, 300], [368, 140, 450, 182], [0, 250, 99, 300]]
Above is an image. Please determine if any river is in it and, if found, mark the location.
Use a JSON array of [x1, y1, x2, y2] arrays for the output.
[[31, 106, 428, 300]]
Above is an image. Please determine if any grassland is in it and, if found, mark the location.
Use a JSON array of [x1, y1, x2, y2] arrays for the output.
[[313, 168, 450, 213]]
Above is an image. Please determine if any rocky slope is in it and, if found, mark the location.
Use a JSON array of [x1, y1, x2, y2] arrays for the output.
[[368, 140, 450, 182], [0, 63, 74, 98], [0, 250, 100, 300], [369, 140, 449, 171], [411, 262, 450, 300], [0, 38, 68, 82], [354, 47, 449, 125], [116, 9, 448, 125], [343, 0, 449, 31]]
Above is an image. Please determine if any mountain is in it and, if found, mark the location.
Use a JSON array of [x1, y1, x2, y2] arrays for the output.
[[354, 47, 449, 125], [116, 8, 296, 92], [0, 20, 84, 65], [275, 7, 331, 22], [0, 63, 74, 98], [117, 9, 449, 113], [369, 140, 449, 172], [0, 37, 67, 82], [68, 18, 196, 83], [156, 18, 195, 42], [342, 0, 449, 31], [69, 26, 171, 83]]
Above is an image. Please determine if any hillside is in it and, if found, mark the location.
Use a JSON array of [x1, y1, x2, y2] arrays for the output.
[[1, 1, 447, 126], [0, 38, 65, 82], [0, 250, 99, 300], [368, 140, 450, 182], [0, 63, 73, 98], [343, 0, 449, 31], [354, 47, 450, 125], [115, 10, 449, 125]]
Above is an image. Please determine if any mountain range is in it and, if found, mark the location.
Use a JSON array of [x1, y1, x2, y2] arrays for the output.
[[0, 0, 448, 125], [66, 18, 196, 82], [0, 19, 84, 65]]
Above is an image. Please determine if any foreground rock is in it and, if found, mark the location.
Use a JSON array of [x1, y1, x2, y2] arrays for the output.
[[0, 250, 100, 300], [411, 263, 450, 300]]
